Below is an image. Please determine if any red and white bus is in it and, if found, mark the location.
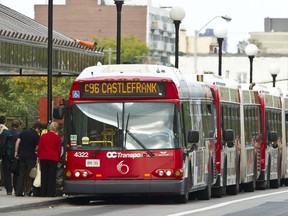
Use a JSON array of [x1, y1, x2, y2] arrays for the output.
[[54, 64, 217, 203], [196, 74, 241, 196], [239, 87, 261, 192], [252, 85, 282, 189], [195, 76, 265, 195]]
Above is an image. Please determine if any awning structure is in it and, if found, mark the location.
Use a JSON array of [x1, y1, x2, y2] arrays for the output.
[[0, 4, 104, 76]]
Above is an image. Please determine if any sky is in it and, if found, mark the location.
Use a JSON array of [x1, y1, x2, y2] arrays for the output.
[[0, 0, 287, 53]]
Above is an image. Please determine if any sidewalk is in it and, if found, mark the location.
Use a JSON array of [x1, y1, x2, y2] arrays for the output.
[[0, 186, 67, 213]]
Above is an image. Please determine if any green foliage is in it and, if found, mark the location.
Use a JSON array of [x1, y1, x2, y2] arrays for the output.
[[0, 76, 74, 119], [0, 35, 149, 122], [93, 35, 150, 64]]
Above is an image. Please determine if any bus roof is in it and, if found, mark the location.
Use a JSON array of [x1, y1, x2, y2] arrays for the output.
[[76, 64, 185, 87], [252, 84, 283, 96]]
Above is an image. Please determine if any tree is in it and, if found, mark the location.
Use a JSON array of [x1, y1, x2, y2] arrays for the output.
[[93, 35, 150, 64], [0, 76, 74, 122]]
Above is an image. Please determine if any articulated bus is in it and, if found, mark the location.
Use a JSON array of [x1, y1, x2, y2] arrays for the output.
[[54, 64, 217, 203], [54, 64, 288, 204], [253, 86, 283, 189], [194, 74, 242, 196], [239, 88, 261, 192]]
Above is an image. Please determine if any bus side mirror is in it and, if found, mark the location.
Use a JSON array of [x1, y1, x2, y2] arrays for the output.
[[268, 131, 278, 148], [188, 130, 199, 143], [188, 130, 199, 152], [223, 129, 234, 148], [53, 106, 64, 119]]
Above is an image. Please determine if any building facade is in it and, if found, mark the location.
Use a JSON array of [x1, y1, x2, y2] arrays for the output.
[[35, 0, 176, 65]]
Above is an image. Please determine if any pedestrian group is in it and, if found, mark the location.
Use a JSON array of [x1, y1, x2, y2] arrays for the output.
[[0, 116, 62, 197]]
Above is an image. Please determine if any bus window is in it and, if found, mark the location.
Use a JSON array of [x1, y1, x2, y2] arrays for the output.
[[68, 102, 180, 150]]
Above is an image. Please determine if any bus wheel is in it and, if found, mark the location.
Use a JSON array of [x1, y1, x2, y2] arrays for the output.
[[174, 167, 192, 204], [174, 193, 188, 204], [227, 157, 240, 195], [270, 157, 281, 188], [282, 178, 288, 186], [198, 162, 212, 200], [266, 158, 271, 189], [243, 156, 257, 192]]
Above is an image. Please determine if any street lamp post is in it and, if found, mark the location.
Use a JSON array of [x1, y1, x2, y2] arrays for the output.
[[268, 64, 280, 87], [114, 0, 125, 64], [214, 25, 228, 76], [194, 15, 231, 74], [169, 6, 185, 69], [47, 0, 53, 124], [245, 44, 258, 84]]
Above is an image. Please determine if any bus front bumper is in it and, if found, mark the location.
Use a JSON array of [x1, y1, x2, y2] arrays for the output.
[[64, 179, 186, 195]]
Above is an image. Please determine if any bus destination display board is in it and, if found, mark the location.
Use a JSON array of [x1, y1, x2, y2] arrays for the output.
[[81, 81, 167, 98]]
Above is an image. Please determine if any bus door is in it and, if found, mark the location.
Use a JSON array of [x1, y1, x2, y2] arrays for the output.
[[188, 101, 215, 187]]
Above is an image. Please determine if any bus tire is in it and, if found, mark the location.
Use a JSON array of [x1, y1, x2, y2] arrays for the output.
[[174, 165, 192, 204], [270, 155, 281, 188], [243, 155, 257, 192], [266, 157, 271, 189], [197, 160, 212, 200], [221, 156, 228, 196], [227, 155, 240, 195]]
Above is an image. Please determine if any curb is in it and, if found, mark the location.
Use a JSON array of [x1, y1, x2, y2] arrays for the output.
[[0, 198, 67, 213]]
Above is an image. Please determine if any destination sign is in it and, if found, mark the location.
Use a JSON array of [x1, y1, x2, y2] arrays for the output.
[[80, 81, 166, 98]]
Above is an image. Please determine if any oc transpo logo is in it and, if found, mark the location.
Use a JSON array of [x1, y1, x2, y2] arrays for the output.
[[117, 160, 129, 174], [106, 151, 117, 158], [106, 151, 141, 159]]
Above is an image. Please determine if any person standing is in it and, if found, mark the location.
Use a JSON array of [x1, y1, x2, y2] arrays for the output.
[[8, 120, 21, 193], [0, 116, 13, 195], [14, 122, 43, 196], [37, 121, 62, 197]]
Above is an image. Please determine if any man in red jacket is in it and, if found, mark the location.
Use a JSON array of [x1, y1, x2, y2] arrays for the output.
[[37, 121, 62, 197]]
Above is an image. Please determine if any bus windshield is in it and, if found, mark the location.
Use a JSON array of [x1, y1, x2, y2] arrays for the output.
[[67, 102, 180, 150]]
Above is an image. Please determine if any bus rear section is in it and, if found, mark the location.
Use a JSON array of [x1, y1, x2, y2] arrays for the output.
[[239, 88, 261, 192], [254, 86, 282, 189]]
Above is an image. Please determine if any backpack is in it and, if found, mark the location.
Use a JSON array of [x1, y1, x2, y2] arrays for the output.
[[0, 130, 7, 157], [0, 129, 13, 159]]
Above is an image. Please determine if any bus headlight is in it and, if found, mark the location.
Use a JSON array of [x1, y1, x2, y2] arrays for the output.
[[166, 170, 172, 176], [75, 171, 81, 177], [158, 170, 164, 176], [82, 171, 88, 177]]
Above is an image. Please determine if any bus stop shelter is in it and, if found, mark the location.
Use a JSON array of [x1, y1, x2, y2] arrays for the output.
[[0, 4, 104, 76]]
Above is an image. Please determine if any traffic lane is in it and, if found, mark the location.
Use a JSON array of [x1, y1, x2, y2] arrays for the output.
[[4, 187, 288, 216], [225, 201, 288, 216]]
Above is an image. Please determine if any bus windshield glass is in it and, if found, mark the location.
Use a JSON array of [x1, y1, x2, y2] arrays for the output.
[[67, 102, 180, 150]]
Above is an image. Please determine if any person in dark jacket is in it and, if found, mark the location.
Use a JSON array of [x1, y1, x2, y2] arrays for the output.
[[37, 121, 62, 197], [8, 120, 21, 193], [14, 122, 43, 196], [0, 116, 13, 195]]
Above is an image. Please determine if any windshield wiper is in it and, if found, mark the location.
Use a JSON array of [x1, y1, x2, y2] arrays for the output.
[[92, 143, 104, 158], [115, 112, 121, 146], [126, 130, 155, 157], [125, 113, 154, 157]]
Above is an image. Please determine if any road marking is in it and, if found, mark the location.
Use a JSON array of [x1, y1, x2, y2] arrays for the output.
[[167, 190, 288, 216]]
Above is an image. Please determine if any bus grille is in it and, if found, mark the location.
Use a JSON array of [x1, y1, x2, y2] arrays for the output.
[[108, 175, 140, 179]]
